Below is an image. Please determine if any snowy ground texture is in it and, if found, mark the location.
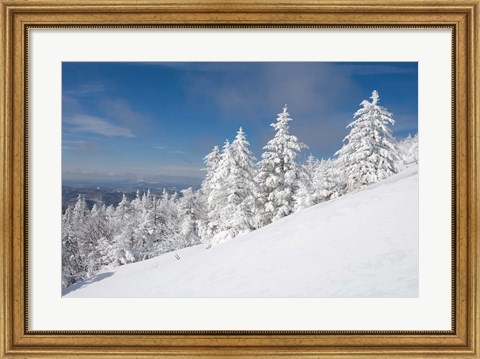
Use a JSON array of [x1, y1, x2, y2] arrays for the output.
[[64, 165, 418, 298]]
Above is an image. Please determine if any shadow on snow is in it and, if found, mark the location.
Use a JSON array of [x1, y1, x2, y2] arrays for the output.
[[62, 271, 114, 296]]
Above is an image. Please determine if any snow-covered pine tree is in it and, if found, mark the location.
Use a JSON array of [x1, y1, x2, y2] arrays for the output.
[[319, 158, 345, 200], [84, 203, 110, 276], [205, 139, 233, 244], [407, 134, 419, 164], [96, 204, 116, 267], [131, 189, 142, 216], [132, 190, 156, 260], [152, 189, 179, 253], [61, 195, 90, 286], [204, 129, 258, 246], [398, 133, 419, 165], [201, 145, 221, 195], [62, 205, 82, 287], [63, 197, 116, 287], [220, 127, 257, 239], [111, 194, 136, 265], [176, 187, 202, 249], [294, 154, 319, 211], [335, 90, 400, 191], [145, 194, 163, 256], [256, 105, 308, 225], [198, 145, 221, 243], [115, 194, 131, 223]]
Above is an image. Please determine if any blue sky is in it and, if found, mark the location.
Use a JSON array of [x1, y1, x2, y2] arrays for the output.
[[62, 62, 418, 185]]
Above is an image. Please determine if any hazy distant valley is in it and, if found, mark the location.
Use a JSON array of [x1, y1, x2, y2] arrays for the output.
[[62, 179, 200, 212]]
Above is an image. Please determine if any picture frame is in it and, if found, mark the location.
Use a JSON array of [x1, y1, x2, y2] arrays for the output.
[[1, 0, 478, 357]]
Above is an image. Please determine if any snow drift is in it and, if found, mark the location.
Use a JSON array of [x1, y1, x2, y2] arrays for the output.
[[64, 165, 418, 298]]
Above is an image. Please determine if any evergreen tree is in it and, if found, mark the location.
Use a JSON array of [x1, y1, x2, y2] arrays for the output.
[[205, 139, 233, 243], [408, 134, 419, 164], [112, 194, 136, 265], [96, 204, 116, 267], [176, 187, 202, 248], [230, 128, 257, 225], [84, 203, 110, 276], [132, 190, 156, 260], [62, 195, 90, 286], [220, 127, 257, 240], [320, 158, 345, 200], [154, 190, 179, 253], [61, 205, 82, 287], [256, 106, 307, 225], [115, 194, 131, 223], [199, 145, 222, 243], [295, 154, 319, 211], [335, 90, 400, 191], [201, 145, 221, 195], [398, 133, 419, 165]]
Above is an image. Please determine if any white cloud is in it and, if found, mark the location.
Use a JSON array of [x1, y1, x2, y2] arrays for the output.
[[63, 83, 105, 96], [64, 114, 135, 138], [62, 139, 88, 151], [98, 99, 151, 130], [153, 146, 186, 154]]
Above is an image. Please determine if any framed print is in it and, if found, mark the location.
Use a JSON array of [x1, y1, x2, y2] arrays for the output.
[[1, 0, 479, 357]]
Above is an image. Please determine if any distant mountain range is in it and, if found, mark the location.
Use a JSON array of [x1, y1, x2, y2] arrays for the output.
[[62, 179, 201, 212]]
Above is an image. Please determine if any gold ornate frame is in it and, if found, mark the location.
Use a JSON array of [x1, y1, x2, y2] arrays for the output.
[[1, 0, 478, 357]]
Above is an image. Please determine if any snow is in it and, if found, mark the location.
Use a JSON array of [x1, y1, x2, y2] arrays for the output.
[[63, 165, 418, 298]]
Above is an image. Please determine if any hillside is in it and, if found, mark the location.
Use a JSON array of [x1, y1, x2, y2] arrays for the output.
[[63, 165, 418, 298]]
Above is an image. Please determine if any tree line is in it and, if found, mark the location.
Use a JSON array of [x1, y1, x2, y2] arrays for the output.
[[62, 90, 419, 288]]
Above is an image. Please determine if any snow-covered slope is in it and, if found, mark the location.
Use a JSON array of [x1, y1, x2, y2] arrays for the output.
[[64, 166, 418, 298]]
